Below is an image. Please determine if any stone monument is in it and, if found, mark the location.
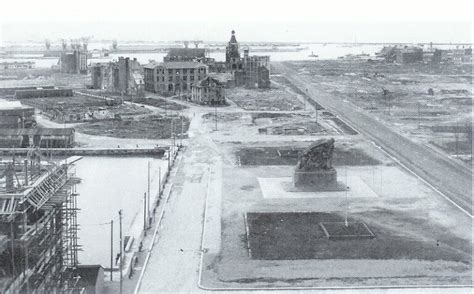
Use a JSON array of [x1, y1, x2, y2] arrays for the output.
[[294, 138, 343, 191]]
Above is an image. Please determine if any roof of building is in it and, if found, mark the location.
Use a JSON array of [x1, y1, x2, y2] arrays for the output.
[[0, 128, 75, 136], [209, 72, 232, 83], [229, 30, 238, 44], [194, 76, 224, 87], [0, 101, 33, 110], [144, 61, 208, 70], [166, 48, 206, 58]]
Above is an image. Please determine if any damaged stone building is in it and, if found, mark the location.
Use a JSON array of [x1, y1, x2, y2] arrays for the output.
[[224, 30, 270, 88], [59, 50, 88, 74], [90, 57, 145, 97]]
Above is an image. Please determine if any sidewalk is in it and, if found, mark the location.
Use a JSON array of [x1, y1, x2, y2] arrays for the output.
[[103, 146, 181, 294]]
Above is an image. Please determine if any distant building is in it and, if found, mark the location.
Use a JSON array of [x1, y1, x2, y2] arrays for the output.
[[225, 30, 243, 71], [59, 50, 88, 74], [0, 61, 35, 70], [91, 57, 144, 97], [144, 61, 208, 96], [452, 47, 472, 64], [0, 101, 36, 128], [190, 76, 225, 104], [164, 48, 212, 63], [224, 31, 271, 88], [396, 46, 423, 64], [240, 50, 270, 88]]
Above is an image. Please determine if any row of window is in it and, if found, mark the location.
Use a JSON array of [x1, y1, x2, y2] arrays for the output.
[[155, 67, 206, 75], [155, 75, 205, 82]]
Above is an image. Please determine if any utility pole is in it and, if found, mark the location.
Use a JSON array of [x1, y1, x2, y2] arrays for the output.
[[143, 192, 147, 236], [110, 220, 113, 281], [215, 104, 217, 131], [119, 210, 123, 294], [180, 108, 184, 147], [158, 166, 162, 198], [171, 116, 175, 147], [147, 162, 151, 226]]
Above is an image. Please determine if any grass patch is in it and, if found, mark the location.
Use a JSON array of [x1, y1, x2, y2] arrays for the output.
[[246, 212, 469, 261]]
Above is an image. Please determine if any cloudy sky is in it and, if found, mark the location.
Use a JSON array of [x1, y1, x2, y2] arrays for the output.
[[0, 0, 472, 43]]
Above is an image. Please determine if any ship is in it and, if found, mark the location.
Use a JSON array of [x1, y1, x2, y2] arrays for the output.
[[308, 51, 319, 58]]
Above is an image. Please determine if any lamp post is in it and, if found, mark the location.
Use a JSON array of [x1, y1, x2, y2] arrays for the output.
[[119, 210, 123, 294]]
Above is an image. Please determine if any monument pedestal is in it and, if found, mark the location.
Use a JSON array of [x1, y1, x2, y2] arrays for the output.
[[293, 168, 345, 191]]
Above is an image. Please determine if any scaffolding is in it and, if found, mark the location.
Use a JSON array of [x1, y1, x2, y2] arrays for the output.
[[0, 154, 83, 293]]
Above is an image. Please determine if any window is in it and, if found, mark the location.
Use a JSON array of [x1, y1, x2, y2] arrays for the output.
[[175, 69, 180, 75], [183, 69, 187, 74], [168, 69, 172, 75], [190, 76, 194, 81], [183, 76, 187, 81], [168, 76, 173, 82], [190, 69, 194, 74]]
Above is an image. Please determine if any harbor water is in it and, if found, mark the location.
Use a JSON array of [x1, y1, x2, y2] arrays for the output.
[[72, 156, 168, 267]]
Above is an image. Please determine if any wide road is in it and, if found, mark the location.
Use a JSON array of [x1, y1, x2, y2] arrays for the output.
[[273, 62, 472, 216]]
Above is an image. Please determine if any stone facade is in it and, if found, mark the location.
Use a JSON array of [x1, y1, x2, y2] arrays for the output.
[[144, 61, 208, 96], [190, 76, 225, 105]]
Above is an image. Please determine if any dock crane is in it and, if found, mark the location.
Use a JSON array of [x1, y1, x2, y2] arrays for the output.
[[175, 40, 204, 48]]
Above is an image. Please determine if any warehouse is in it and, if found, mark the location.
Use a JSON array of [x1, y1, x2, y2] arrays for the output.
[[0, 128, 75, 148]]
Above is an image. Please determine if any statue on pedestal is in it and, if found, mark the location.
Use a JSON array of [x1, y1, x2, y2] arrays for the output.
[[294, 138, 341, 190]]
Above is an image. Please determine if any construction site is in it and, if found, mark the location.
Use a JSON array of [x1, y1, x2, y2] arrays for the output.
[[0, 151, 83, 293]]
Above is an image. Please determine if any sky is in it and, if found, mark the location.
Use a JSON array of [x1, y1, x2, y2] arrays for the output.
[[0, 0, 473, 44]]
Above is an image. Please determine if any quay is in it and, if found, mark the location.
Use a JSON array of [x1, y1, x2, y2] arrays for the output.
[[0, 146, 169, 157]]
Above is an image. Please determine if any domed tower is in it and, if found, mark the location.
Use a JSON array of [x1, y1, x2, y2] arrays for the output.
[[226, 30, 242, 71]]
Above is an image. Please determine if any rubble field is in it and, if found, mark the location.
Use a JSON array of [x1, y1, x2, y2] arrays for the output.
[[76, 114, 190, 139], [226, 82, 304, 111], [131, 97, 188, 111], [202, 111, 357, 137], [22, 95, 149, 123], [285, 60, 472, 164]]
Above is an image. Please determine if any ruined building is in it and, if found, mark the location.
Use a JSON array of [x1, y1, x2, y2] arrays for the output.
[[59, 50, 88, 74], [91, 57, 145, 98], [225, 31, 271, 88]]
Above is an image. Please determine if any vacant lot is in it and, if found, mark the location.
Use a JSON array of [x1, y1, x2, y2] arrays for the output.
[[226, 85, 303, 111], [285, 60, 472, 163], [76, 114, 190, 139], [23, 95, 148, 122]]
